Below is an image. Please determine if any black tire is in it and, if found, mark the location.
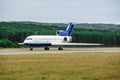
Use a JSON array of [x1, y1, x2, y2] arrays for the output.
[[58, 47, 63, 50], [44, 47, 49, 50], [30, 48, 33, 51]]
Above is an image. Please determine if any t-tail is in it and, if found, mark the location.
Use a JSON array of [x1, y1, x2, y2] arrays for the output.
[[56, 23, 74, 36]]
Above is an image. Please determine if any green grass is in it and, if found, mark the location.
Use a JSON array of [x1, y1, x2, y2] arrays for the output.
[[0, 52, 120, 80]]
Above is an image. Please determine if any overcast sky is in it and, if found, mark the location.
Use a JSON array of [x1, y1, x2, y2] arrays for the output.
[[0, 0, 120, 24]]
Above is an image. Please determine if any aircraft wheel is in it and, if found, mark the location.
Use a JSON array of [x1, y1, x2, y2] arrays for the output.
[[30, 48, 33, 51], [44, 47, 49, 50], [58, 47, 63, 50]]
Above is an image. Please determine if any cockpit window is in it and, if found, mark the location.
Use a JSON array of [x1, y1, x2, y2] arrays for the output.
[[26, 38, 32, 40]]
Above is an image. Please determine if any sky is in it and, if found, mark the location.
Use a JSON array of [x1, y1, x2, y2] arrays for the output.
[[0, 0, 120, 24]]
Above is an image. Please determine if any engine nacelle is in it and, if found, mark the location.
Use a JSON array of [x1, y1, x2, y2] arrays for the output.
[[64, 37, 67, 42], [56, 30, 60, 35], [56, 30, 68, 36], [63, 37, 72, 42]]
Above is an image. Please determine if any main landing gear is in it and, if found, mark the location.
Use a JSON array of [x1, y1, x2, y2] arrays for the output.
[[58, 46, 63, 50], [30, 47, 33, 51], [44, 47, 49, 50], [44, 46, 63, 50]]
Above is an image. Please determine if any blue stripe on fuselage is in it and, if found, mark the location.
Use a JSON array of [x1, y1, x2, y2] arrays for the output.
[[24, 43, 51, 47]]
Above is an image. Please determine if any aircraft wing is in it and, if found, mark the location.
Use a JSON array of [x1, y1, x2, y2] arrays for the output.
[[52, 43, 103, 46], [18, 42, 103, 47]]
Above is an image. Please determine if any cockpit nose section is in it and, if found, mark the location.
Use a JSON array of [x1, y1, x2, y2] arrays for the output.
[[23, 37, 33, 43]]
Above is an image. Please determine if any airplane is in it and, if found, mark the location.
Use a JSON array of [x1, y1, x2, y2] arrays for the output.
[[18, 23, 103, 50]]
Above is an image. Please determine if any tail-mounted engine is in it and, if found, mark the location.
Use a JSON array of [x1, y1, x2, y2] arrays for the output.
[[56, 30, 60, 35], [64, 37, 67, 42], [56, 30, 68, 36]]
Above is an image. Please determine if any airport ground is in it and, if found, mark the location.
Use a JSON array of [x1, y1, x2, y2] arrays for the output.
[[0, 47, 120, 80]]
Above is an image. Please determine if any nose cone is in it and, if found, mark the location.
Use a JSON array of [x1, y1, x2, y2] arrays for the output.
[[23, 39, 27, 43], [23, 36, 33, 44]]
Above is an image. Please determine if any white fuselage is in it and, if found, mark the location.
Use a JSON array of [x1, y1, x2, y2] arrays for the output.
[[24, 35, 72, 44]]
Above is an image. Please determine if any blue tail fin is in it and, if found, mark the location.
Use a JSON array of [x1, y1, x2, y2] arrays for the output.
[[66, 23, 74, 36], [57, 23, 74, 36]]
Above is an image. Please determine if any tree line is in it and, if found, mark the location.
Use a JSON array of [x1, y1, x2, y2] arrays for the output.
[[0, 22, 120, 47]]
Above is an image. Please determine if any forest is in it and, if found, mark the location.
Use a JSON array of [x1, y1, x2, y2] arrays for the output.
[[0, 21, 120, 48]]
